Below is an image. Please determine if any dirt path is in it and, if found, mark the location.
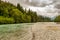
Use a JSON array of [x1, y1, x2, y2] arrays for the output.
[[31, 22, 60, 40]]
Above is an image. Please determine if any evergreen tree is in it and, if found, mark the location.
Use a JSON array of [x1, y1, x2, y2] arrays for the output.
[[0, 0, 1, 3], [17, 3, 24, 13]]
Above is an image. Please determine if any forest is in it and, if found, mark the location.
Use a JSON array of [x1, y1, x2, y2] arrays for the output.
[[0, 0, 60, 24]]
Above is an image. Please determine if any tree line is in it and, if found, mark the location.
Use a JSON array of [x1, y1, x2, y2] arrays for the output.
[[0, 0, 60, 24]]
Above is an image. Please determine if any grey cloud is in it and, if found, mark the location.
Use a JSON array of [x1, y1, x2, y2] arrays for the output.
[[25, 0, 60, 8], [24, 0, 53, 7], [54, 4, 60, 9], [51, 0, 60, 9]]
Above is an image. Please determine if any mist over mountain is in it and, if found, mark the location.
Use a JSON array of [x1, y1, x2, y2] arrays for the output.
[[2, 0, 60, 18]]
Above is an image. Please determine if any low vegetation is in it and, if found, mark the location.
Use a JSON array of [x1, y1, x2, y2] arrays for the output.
[[54, 15, 60, 22], [0, 23, 32, 40], [47, 26, 59, 31]]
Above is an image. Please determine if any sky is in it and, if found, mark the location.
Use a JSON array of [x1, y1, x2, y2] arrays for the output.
[[2, 0, 60, 18]]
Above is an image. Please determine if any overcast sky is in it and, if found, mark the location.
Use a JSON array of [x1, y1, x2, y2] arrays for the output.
[[2, 0, 60, 18]]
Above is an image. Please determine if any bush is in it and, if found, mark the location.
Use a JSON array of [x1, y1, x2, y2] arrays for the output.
[[54, 15, 60, 22], [0, 16, 15, 24]]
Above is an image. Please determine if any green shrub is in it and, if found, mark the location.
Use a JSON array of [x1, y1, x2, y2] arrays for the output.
[[0, 16, 15, 24], [54, 15, 60, 22]]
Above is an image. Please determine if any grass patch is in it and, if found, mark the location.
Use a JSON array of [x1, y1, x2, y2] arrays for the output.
[[0, 23, 33, 40], [0, 23, 32, 35], [47, 26, 59, 31]]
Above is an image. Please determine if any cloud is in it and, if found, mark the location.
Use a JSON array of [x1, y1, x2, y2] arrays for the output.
[[24, 0, 53, 7], [54, 3, 60, 9]]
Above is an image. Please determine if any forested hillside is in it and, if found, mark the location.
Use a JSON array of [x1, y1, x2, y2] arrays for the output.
[[0, 0, 59, 24]]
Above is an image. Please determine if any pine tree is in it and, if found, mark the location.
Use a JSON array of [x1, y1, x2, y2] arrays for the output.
[[0, 0, 1, 3], [17, 3, 24, 13], [24, 8, 27, 13]]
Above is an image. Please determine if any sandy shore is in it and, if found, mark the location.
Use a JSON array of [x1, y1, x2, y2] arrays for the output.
[[31, 22, 60, 40]]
